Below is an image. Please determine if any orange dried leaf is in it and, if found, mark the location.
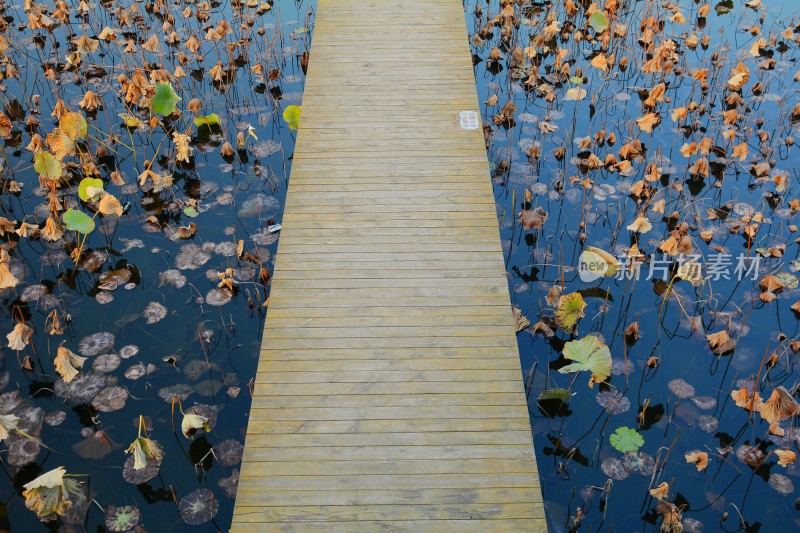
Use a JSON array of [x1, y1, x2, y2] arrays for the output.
[[636, 113, 659, 133], [731, 387, 763, 411], [775, 449, 797, 467], [649, 482, 670, 501], [685, 451, 709, 471], [759, 386, 800, 425], [728, 62, 750, 89]]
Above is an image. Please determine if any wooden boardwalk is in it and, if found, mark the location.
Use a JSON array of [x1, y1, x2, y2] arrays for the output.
[[231, 0, 545, 530]]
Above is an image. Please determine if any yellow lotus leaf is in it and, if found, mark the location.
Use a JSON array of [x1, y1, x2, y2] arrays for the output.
[[126, 437, 165, 470], [46, 128, 75, 160], [591, 53, 608, 71], [54, 346, 87, 383], [0, 263, 19, 289], [173, 132, 192, 163], [41, 216, 64, 242], [22, 466, 84, 522], [98, 194, 123, 217], [181, 413, 209, 439], [728, 62, 750, 89], [73, 35, 99, 54], [0, 413, 19, 442], [59, 112, 87, 140], [627, 215, 652, 234], [6, 322, 32, 350], [671, 107, 687, 122]]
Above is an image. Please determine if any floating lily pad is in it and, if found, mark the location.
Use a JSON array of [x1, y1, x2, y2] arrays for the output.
[[44, 411, 66, 426], [159, 269, 187, 289], [282, 105, 300, 130], [54, 372, 106, 403], [610, 426, 644, 453], [558, 336, 612, 385], [668, 378, 695, 399], [105, 505, 140, 532], [622, 451, 655, 476], [142, 301, 167, 324], [78, 332, 115, 357], [92, 353, 121, 373], [122, 455, 160, 484], [215, 439, 244, 467], [596, 390, 631, 415], [769, 473, 794, 495], [218, 469, 239, 498], [600, 457, 629, 480], [91, 385, 129, 412], [118, 345, 139, 359], [151, 82, 181, 115], [175, 243, 211, 270], [20, 284, 48, 302], [7, 436, 41, 466], [157, 383, 193, 403], [178, 488, 219, 525], [205, 288, 232, 306], [72, 429, 120, 459]]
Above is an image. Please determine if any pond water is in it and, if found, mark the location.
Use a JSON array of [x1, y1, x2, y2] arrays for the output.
[[0, 0, 314, 530], [466, 0, 800, 531], [2, 0, 800, 531]]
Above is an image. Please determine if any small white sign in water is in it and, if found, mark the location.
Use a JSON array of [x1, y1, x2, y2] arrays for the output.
[[459, 110, 480, 130]]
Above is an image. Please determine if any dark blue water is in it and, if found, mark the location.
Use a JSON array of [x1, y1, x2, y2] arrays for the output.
[[3, 0, 800, 531], [467, 0, 800, 531], [0, 0, 314, 530]]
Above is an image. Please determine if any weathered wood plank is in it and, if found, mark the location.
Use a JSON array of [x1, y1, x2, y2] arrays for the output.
[[231, 0, 544, 529]]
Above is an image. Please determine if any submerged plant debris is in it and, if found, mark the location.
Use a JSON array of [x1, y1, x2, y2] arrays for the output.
[[469, 0, 800, 530], [0, 0, 313, 529]]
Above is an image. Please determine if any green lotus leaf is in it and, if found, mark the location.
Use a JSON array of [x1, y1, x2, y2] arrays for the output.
[[150, 82, 181, 116], [538, 388, 571, 402], [610, 426, 644, 453], [558, 335, 612, 384], [589, 11, 609, 33], [193, 113, 221, 129], [62, 209, 95, 234], [33, 152, 61, 179], [282, 105, 301, 130], [78, 177, 104, 202]]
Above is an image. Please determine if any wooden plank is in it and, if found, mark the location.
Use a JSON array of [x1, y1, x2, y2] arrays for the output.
[[241, 431, 533, 447], [231, 0, 544, 529], [234, 487, 535, 507], [246, 418, 532, 435], [232, 503, 540, 522], [231, 519, 539, 533]]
